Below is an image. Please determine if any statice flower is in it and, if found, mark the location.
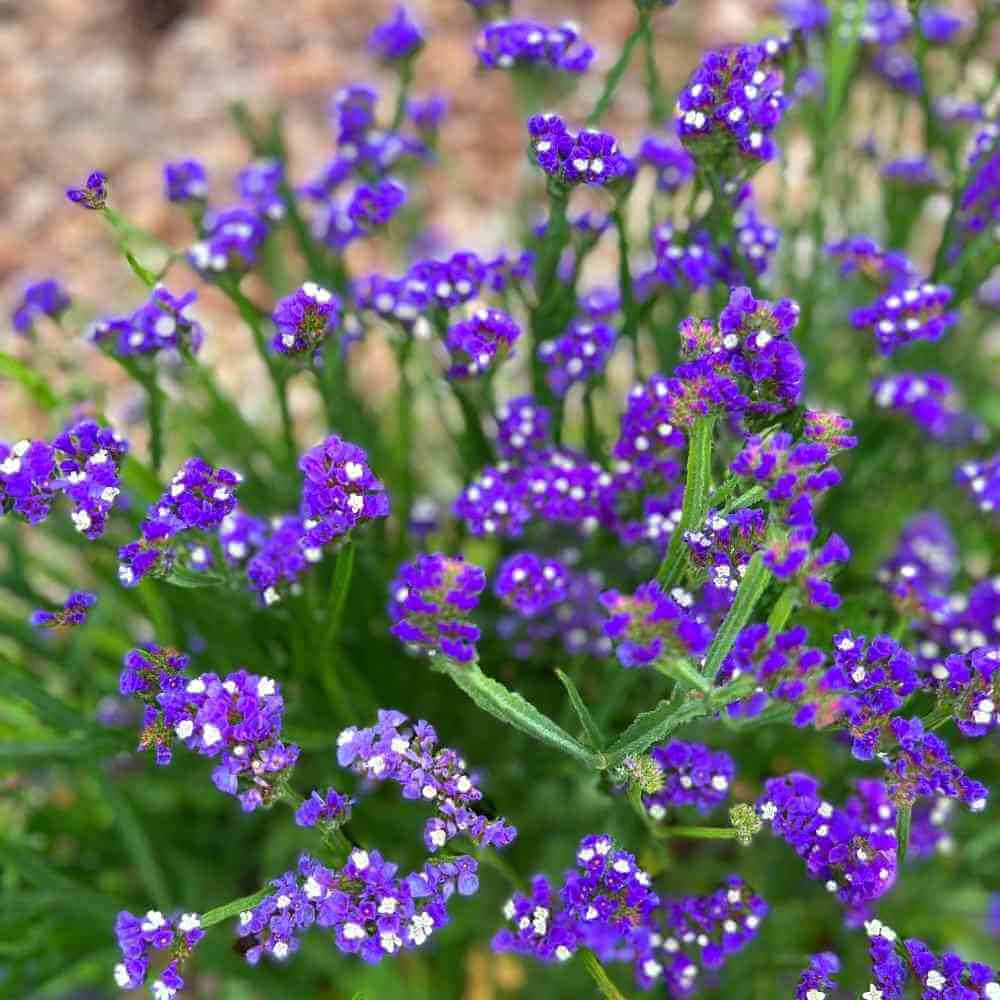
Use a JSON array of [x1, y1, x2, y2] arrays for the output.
[[883, 716, 988, 813], [600, 580, 712, 667], [873, 371, 984, 443], [453, 464, 530, 537], [729, 201, 781, 277], [476, 20, 595, 74], [118, 458, 241, 587], [613, 373, 687, 473], [778, 0, 831, 34], [319, 177, 409, 248], [492, 875, 578, 962], [298, 434, 389, 550], [757, 773, 897, 907], [444, 306, 521, 379], [237, 849, 478, 966], [189, 205, 269, 275], [368, 6, 424, 62], [957, 127, 999, 237], [163, 158, 208, 203], [406, 94, 448, 134], [956, 452, 1000, 515], [495, 397, 552, 460], [878, 511, 958, 616], [904, 935, 999, 998], [527, 115, 632, 187], [538, 318, 615, 396], [113, 908, 203, 996], [675, 39, 788, 170], [494, 552, 568, 618], [684, 507, 767, 605], [124, 286, 205, 356], [653, 224, 719, 291], [638, 135, 696, 192], [881, 156, 941, 188], [246, 515, 316, 606], [236, 158, 285, 221], [872, 46, 921, 94], [933, 646, 1000, 737], [826, 235, 917, 286], [295, 788, 353, 828], [66, 170, 108, 209], [861, 1, 912, 45], [919, 5, 965, 44], [388, 553, 486, 662], [643, 741, 735, 819], [11, 278, 71, 335], [271, 282, 341, 356], [337, 709, 516, 851], [795, 952, 840, 999], [31, 590, 97, 630]]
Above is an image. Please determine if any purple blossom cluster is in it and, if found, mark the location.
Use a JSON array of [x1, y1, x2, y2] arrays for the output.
[[757, 772, 897, 908], [476, 20, 595, 74], [388, 553, 486, 662], [495, 396, 552, 460], [189, 205, 270, 275], [0, 418, 128, 538], [613, 373, 687, 473], [494, 552, 569, 618], [113, 908, 203, 997], [527, 114, 632, 187], [873, 371, 984, 443], [932, 646, 1000, 738], [537, 318, 615, 396], [638, 135, 696, 192], [294, 787, 353, 829], [118, 458, 241, 587], [600, 580, 712, 667], [30, 590, 96, 630], [236, 158, 285, 221], [643, 740, 735, 818], [878, 511, 958, 616], [826, 234, 917, 287], [368, 5, 424, 62], [444, 306, 521, 379], [956, 453, 1000, 516], [90, 285, 205, 358], [119, 644, 300, 811], [271, 282, 341, 356], [674, 39, 788, 169], [852, 282, 958, 355], [66, 170, 108, 210], [795, 952, 840, 999], [336, 709, 516, 851], [236, 849, 477, 966], [163, 158, 208, 203], [11, 278, 71, 335], [684, 507, 767, 606], [314, 178, 407, 250]]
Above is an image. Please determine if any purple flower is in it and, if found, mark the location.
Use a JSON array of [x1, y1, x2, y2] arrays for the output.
[[336, 709, 516, 851], [123, 285, 205, 356], [388, 553, 486, 662], [453, 464, 530, 538], [644, 741, 735, 818], [476, 20, 595, 74], [406, 94, 448, 133], [638, 135, 696, 191], [271, 283, 341, 355], [872, 46, 921, 94], [778, 0, 830, 34], [494, 552, 569, 618], [860, 1, 912, 46], [684, 507, 767, 607], [347, 178, 407, 231], [495, 397, 552, 461], [873, 372, 984, 443], [444, 306, 521, 379], [163, 158, 208, 203], [368, 6, 424, 62], [113, 908, 203, 995], [527, 114, 632, 188], [795, 952, 840, 999], [878, 511, 958, 618], [11, 279, 71, 336], [295, 788, 353, 828], [245, 515, 315, 606], [881, 156, 941, 188], [600, 580, 712, 667], [826, 234, 917, 286], [30, 590, 97, 630], [66, 170, 108, 210], [920, 5, 965, 44], [189, 205, 269, 275], [956, 452, 1000, 515], [236, 158, 285, 221], [538, 318, 615, 396]]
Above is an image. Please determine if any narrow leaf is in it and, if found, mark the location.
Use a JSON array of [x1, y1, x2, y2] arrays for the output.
[[605, 699, 707, 769], [2, 660, 91, 733], [555, 669, 605, 751], [0, 352, 58, 410], [442, 661, 600, 768], [201, 887, 271, 928], [896, 801, 912, 867]]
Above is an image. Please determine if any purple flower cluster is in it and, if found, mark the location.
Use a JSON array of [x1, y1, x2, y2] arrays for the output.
[[537, 318, 615, 396], [388, 553, 486, 662], [932, 646, 1000, 738], [30, 590, 97, 630], [675, 40, 788, 169], [684, 507, 767, 605], [368, 6, 424, 62], [337, 709, 516, 851], [236, 849, 478, 966], [956, 452, 1000, 516], [1, 418, 128, 538], [66, 170, 108, 210], [638, 135, 696, 192], [826, 235, 917, 287], [495, 396, 552, 460], [613, 373, 687, 473], [11, 278, 71, 335], [271, 282, 341, 356], [852, 282, 957, 355], [90, 285, 205, 358], [884, 716, 988, 813], [757, 773, 897, 907], [476, 20, 595, 74], [494, 552, 569, 618], [245, 515, 317, 606], [882, 156, 940, 188], [795, 952, 840, 1000], [294, 787, 353, 829], [189, 205, 269, 275], [444, 306, 521, 379], [878, 511, 958, 616], [314, 178, 408, 250], [643, 741, 735, 818], [600, 580, 712, 667], [118, 458, 241, 587], [873, 372, 984, 443], [163, 158, 208, 203], [527, 115, 632, 188], [236, 158, 285, 221], [119, 645, 300, 810], [113, 908, 203, 997]]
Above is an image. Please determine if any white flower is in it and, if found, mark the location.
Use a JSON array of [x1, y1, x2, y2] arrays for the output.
[[178, 913, 200, 933], [113, 963, 131, 988], [141, 910, 166, 932], [152, 979, 176, 1000], [201, 723, 222, 747], [408, 912, 435, 945], [174, 720, 194, 740], [351, 849, 370, 871], [925, 969, 946, 991], [342, 922, 366, 941]]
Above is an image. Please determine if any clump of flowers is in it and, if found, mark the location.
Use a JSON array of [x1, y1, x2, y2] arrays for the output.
[[795, 952, 840, 1000], [30, 590, 96, 630], [444, 306, 521, 379], [66, 170, 109, 210], [495, 396, 552, 460], [368, 5, 424, 62], [873, 371, 984, 443], [527, 115, 632, 187], [852, 282, 958, 355], [643, 740, 735, 818], [537, 318, 615, 396], [113, 909, 203, 997], [271, 282, 341, 356], [476, 20, 595, 74], [163, 158, 208, 203], [494, 551, 569, 617], [388, 553, 486, 662], [11, 278, 71, 335], [955, 452, 1000, 515]]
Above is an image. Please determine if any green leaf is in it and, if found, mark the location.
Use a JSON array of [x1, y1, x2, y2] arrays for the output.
[[2, 659, 91, 733], [201, 886, 271, 929], [896, 801, 912, 867], [699, 551, 772, 679], [163, 564, 227, 589], [825, 0, 867, 128], [320, 541, 355, 651], [124, 249, 158, 288], [0, 352, 58, 410], [441, 661, 601, 768], [554, 669, 605, 751], [605, 698, 708, 769]]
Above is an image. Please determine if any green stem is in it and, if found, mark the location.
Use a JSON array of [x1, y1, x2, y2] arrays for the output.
[[896, 801, 912, 867], [579, 948, 630, 1000], [653, 825, 738, 840], [144, 374, 165, 474], [656, 415, 716, 587], [640, 14, 666, 123], [611, 204, 640, 372], [587, 12, 648, 126], [395, 338, 415, 555], [653, 657, 711, 695], [200, 888, 271, 929], [766, 585, 797, 635], [391, 59, 415, 133], [320, 541, 355, 653]]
